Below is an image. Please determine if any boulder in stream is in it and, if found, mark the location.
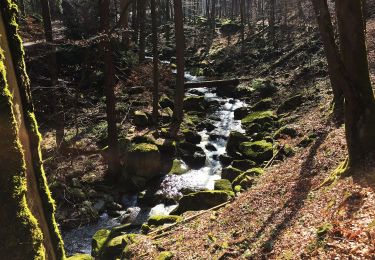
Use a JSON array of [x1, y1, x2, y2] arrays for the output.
[[179, 141, 207, 169], [214, 179, 233, 192], [221, 166, 244, 182], [226, 131, 249, 157], [183, 95, 206, 111]]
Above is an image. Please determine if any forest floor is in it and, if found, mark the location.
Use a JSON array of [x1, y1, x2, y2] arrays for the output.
[[20, 10, 375, 259]]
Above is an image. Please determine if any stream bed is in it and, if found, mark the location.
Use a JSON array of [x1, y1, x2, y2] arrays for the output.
[[63, 74, 245, 255]]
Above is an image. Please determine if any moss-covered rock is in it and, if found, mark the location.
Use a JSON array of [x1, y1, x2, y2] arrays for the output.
[[122, 143, 161, 189], [159, 94, 174, 109], [219, 154, 233, 166], [182, 129, 202, 144], [184, 96, 205, 111], [274, 126, 298, 139], [147, 215, 182, 226], [141, 223, 151, 234], [231, 159, 256, 171], [221, 166, 244, 182], [179, 141, 206, 169], [161, 107, 173, 121], [156, 251, 174, 260], [168, 159, 189, 175], [133, 110, 149, 127], [234, 106, 251, 120], [226, 131, 249, 157], [252, 98, 272, 111], [232, 168, 263, 189], [67, 254, 94, 260], [171, 190, 233, 215], [252, 78, 278, 97], [155, 139, 177, 157], [92, 229, 111, 257], [239, 140, 273, 163], [214, 179, 233, 192], [277, 94, 304, 114], [241, 111, 277, 128]]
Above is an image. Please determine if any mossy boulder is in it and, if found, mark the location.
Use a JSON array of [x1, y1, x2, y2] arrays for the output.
[[155, 139, 177, 157], [184, 96, 205, 111], [239, 140, 273, 163], [232, 168, 263, 189], [133, 111, 149, 127], [221, 166, 244, 182], [274, 126, 298, 139], [214, 179, 233, 192], [182, 129, 202, 144], [252, 98, 272, 111], [241, 111, 277, 128], [179, 141, 206, 169], [171, 191, 233, 215], [156, 251, 174, 260], [122, 143, 161, 189], [231, 159, 256, 171], [67, 254, 93, 260], [219, 154, 233, 166], [159, 94, 174, 109], [161, 107, 173, 121], [168, 159, 189, 175], [147, 215, 182, 226], [234, 107, 251, 120], [277, 94, 304, 114], [226, 131, 249, 157], [92, 229, 111, 257], [252, 78, 278, 97]]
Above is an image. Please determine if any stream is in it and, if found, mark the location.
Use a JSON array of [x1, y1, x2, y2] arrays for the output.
[[63, 71, 245, 255]]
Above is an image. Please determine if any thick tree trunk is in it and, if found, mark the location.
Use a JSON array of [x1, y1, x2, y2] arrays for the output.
[[99, 0, 122, 180], [170, 0, 185, 138], [151, 0, 159, 126], [120, 0, 130, 48], [138, 0, 146, 63], [0, 2, 65, 259], [335, 0, 375, 166], [311, 0, 344, 113]]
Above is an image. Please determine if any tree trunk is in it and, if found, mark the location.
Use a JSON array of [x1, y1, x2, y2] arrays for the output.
[[170, 0, 185, 138], [0, 2, 65, 259], [268, 0, 275, 42], [311, 0, 344, 113], [132, 0, 138, 43], [138, 0, 146, 63], [99, 0, 122, 180], [151, 0, 160, 126], [120, 0, 130, 48], [211, 0, 216, 30], [18, 0, 26, 15], [335, 0, 375, 166], [240, 0, 245, 53]]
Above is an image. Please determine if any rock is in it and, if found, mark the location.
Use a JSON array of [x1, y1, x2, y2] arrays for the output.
[[184, 96, 205, 111], [156, 139, 177, 157], [179, 141, 207, 169], [220, 22, 241, 35], [171, 190, 234, 215], [205, 143, 217, 151], [277, 94, 304, 114], [147, 215, 182, 226], [100, 234, 137, 260], [93, 199, 106, 213], [219, 154, 233, 166], [232, 168, 263, 190], [252, 78, 278, 97], [92, 229, 111, 257], [226, 131, 250, 157], [252, 98, 272, 111], [156, 251, 174, 260], [281, 144, 296, 157], [221, 166, 244, 182], [67, 254, 93, 260], [133, 111, 149, 127], [241, 111, 277, 128], [183, 129, 202, 144], [214, 179, 233, 192], [161, 107, 173, 121], [122, 143, 162, 189], [231, 159, 256, 171], [188, 89, 205, 96], [244, 123, 262, 136], [159, 94, 174, 109], [70, 187, 86, 201], [168, 159, 189, 175], [234, 107, 251, 120], [216, 84, 238, 98], [239, 140, 274, 163], [274, 126, 298, 139]]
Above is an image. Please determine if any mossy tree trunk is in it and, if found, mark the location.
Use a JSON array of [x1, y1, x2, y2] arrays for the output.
[[335, 0, 375, 167], [99, 0, 122, 180], [0, 1, 65, 259]]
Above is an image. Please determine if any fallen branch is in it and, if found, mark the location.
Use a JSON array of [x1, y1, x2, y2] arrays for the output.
[[263, 144, 285, 170]]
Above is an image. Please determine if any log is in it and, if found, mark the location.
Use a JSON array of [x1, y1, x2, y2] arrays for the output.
[[185, 78, 240, 89]]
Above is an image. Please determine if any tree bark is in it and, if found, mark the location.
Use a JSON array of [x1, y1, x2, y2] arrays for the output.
[[99, 0, 122, 180], [0, 1, 65, 259], [138, 0, 146, 63], [268, 0, 275, 42], [335, 0, 375, 166], [151, 0, 160, 126], [120, 0, 130, 48]]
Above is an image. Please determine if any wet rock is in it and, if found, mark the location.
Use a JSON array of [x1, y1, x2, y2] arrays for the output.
[[168, 159, 189, 175], [205, 143, 217, 151], [159, 94, 174, 109], [234, 107, 251, 120], [188, 89, 205, 96], [179, 141, 207, 169], [277, 94, 304, 114], [239, 140, 273, 164], [184, 96, 205, 111], [209, 132, 226, 141], [231, 159, 256, 171], [226, 131, 250, 157], [171, 190, 234, 215], [214, 179, 233, 192], [221, 166, 244, 182], [216, 84, 238, 98], [122, 143, 162, 189], [133, 111, 149, 127], [183, 129, 202, 144], [219, 154, 233, 166]]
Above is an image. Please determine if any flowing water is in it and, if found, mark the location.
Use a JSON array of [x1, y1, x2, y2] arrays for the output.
[[63, 72, 245, 255]]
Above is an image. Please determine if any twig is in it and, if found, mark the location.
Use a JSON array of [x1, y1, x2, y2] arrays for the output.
[[263, 144, 285, 170]]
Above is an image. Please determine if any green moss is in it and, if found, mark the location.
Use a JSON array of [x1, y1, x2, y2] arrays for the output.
[[232, 168, 263, 189], [147, 215, 182, 226], [316, 223, 333, 240], [156, 251, 174, 260], [67, 254, 93, 260], [92, 229, 111, 257], [274, 126, 298, 139], [141, 224, 151, 234], [221, 166, 244, 182], [214, 179, 233, 192], [277, 94, 304, 113], [241, 111, 277, 127], [168, 159, 188, 175], [129, 143, 159, 153], [252, 98, 272, 111], [239, 140, 274, 163], [226, 131, 249, 156]]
